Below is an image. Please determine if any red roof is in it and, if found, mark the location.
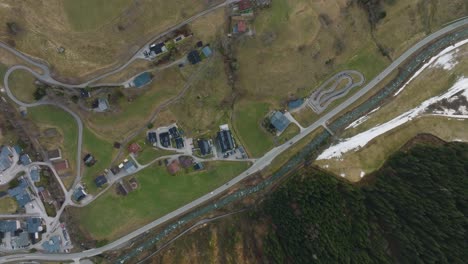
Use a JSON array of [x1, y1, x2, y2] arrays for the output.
[[167, 160, 180, 175], [238, 21, 247, 33], [128, 143, 141, 154], [238, 0, 252, 11], [53, 160, 69, 172]]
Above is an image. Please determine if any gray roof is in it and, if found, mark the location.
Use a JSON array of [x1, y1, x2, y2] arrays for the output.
[[12, 232, 30, 248], [42, 235, 61, 253], [124, 161, 137, 173], [8, 179, 31, 207], [30, 169, 40, 182], [26, 218, 42, 233], [0, 146, 14, 172], [0, 220, 19, 232], [97, 98, 109, 111], [270, 111, 290, 132]]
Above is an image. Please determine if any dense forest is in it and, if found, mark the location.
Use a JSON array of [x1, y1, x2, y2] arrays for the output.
[[264, 142, 468, 263]]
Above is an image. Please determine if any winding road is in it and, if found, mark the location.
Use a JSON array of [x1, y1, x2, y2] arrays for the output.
[[0, 7, 466, 264]]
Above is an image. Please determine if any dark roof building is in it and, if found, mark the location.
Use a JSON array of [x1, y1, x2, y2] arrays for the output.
[[197, 139, 212, 156], [150, 42, 168, 56], [169, 127, 180, 138], [94, 175, 108, 188], [193, 162, 204, 171], [196, 41, 203, 48], [159, 132, 171, 148], [175, 137, 184, 149], [217, 129, 235, 153], [147, 132, 157, 144], [79, 88, 90, 98], [270, 111, 291, 132], [20, 154, 31, 165], [187, 50, 201, 65], [73, 187, 87, 202], [133, 72, 152, 88]]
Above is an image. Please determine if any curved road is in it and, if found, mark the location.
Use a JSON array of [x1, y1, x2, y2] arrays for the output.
[[0, 15, 467, 264]]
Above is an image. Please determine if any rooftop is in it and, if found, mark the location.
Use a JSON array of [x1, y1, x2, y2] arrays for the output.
[[0, 220, 19, 233], [0, 146, 14, 172], [217, 130, 235, 153], [26, 217, 42, 234], [20, 154, 32, 165], [198, 139, 212, 156], [128, 143, 141, 154], [52, 160, 69, 172], [167, 159, 181, 175], [147, 132, 157, 144], [202, 46, 213, 57], [30, 168, 40, 182], [270, 111, 291, 132], [133, 72, 152, 88], [47, 149, 61, 160], [187, 50, 201, 65], [94, 175, 108, 188], [42, 236, 61, 253]]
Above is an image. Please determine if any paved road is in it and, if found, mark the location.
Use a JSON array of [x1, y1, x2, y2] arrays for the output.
[[0, 0, 235, 89], [1, 15, 466, 264]]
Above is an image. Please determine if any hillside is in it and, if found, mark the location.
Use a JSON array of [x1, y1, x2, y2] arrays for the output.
[[151, 139, 468, 263]]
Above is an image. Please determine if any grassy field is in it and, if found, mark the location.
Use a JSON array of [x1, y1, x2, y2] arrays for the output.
[[277, 124, 300, 144], [343, 44, 468, 137], [233, 101, 273, 158], [28, 105, 78, 187], [136, 142, 177, 165], [81, 127, 117, 194], [75, 161, 250, 240], [316, 116, 468, 182], [0, 0, 210, 79], [63, 0, 132, 31], [0, 63, 7, 80], [8, 69, 36, 103], [0, 196, 18, 213], [85, 68, 186, 140]]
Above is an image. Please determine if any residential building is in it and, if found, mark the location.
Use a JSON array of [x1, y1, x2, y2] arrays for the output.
[[52, 160, 69, 172], [270, 111, 291, 132], [147, 132, 157, 144], [173, 34, 185, 43], [0, 146, 14, 172], [197, 139, 212, 156], [0, 220, 20, 233], [30, 168, 40, 183], [169, 126, 180, 138], [187, 50, 201, 65], [159, 132, 171, 148], [123, 160, 137, 174], [175, 137, 184, 149], [167, 159, 181, 175], [217, 125, 235, 153], [150, 42, 168, 56], [73, 187, 87, 202], [94, 175, 108, 188], [79, 88, 90, 98], [20, 154, 32, 165], [128, 143, 141, 154], [8, 179, 31, 208]]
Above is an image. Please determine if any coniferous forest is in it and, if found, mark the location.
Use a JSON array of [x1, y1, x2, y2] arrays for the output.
[[263, 142, 468, 263]]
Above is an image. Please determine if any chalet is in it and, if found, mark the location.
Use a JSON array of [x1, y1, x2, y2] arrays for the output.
[[217, 125, 235, 153], [187, 50, 201, 65], [175, 137, 184, 149], [94, 175, 108, 188], [159, 132, 171, 148], [197, 139, 212, 156]]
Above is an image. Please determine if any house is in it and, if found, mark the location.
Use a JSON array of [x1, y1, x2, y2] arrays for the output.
[[94, 175, 108, 188], [47, 149, 62, 161], [132, 72, 152, 88], [167, 159, 181, 175], [123, 160, 137, 174], [0, 146, 14, 172], [52, 160, 69, 173], [95, 98, 109, 111], [202, 46, 213, 57], [110, 166, 121, 175], [217, 125, 235, 153], [187, 50, 201, 65], [83, 154, 95, 166], [193, 162, 204, 171], [197, 139, 212, 156], [128, 143, 141, 154], [175, 137, 184, 149], [270, 111, 291, 132], [8, 179, 31, 208], [169, 126, 180, 138], [178, 156, 193, 168], [0, 220, 20, 233], [159, 132, 171, 148], [147, 132, 157, 144], [150, 42, 168, 56], [73, 187, 87, 202], [20, 154, 32, 165], [30, 168, 40, 183]]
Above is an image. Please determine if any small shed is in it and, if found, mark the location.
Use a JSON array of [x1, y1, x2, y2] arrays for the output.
[[202, 46, 213, 57], [128, 143, 141, 154]]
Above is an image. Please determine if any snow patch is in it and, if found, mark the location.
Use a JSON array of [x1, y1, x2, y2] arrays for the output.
[[345, 107, 380, 129], [360, 171, 366, 178], [394, 39, 468, 97], [431, 50, 458, 70], [317, 77, 468, 160]]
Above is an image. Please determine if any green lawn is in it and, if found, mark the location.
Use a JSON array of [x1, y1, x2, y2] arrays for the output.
[[0, 197, 18, 213], [28, 106, 78, 181], [136, 144, 177, 165], [8, 69, 37, 103], [82, 127, 116, 194], [63, 0, 132, 31], [233, 101, 274, 158], [0, 63, 7, 80], [76, 161, 251, 240]]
